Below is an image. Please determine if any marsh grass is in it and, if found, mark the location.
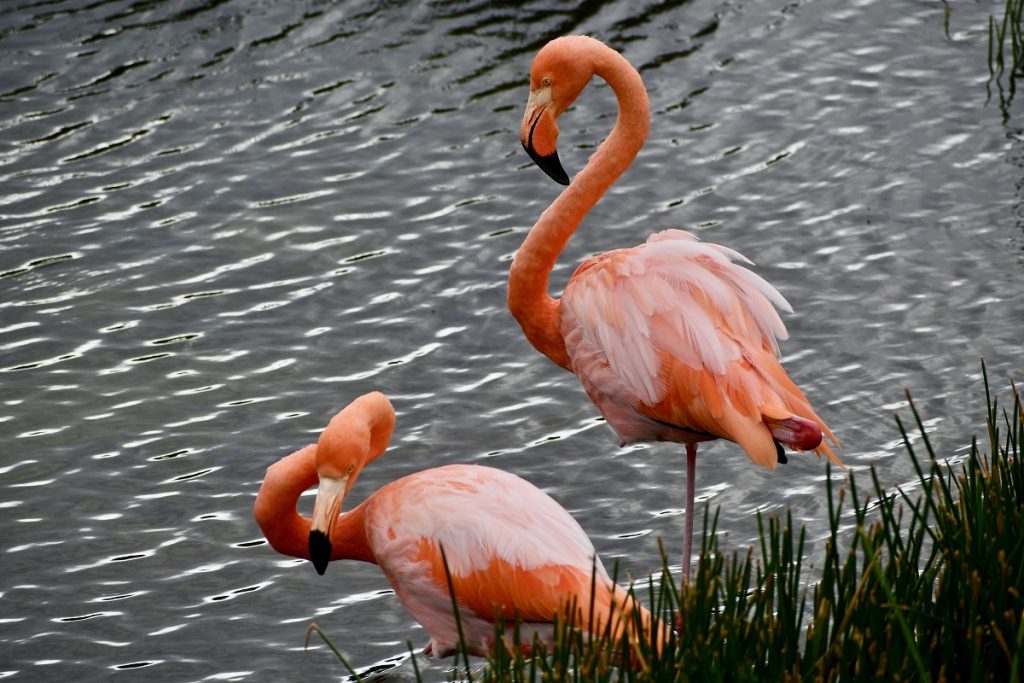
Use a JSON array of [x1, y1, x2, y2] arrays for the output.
[[988, 0, 1024, 119], [480, 363, 1023, 681], [312, 364, 1023, 681]]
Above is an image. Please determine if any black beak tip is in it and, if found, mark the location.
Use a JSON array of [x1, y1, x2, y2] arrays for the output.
[[548, 164, 571, 186], [523, 143, 570, 186], [309, 529, 332, 576]]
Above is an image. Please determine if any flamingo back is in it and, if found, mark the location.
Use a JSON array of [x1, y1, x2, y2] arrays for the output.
[[362, 464, 630, 654], [560, 229, 839, 467]]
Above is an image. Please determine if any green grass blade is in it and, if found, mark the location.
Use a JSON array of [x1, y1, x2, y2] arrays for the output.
[[304, 622, 365, 683], [439, 543, 475, 682]]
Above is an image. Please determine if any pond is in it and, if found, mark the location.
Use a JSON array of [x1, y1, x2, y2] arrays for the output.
[[1, 0, 1021, 680]]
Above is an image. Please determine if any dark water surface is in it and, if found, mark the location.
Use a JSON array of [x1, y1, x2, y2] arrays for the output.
[[1, 0, 1021, 680]]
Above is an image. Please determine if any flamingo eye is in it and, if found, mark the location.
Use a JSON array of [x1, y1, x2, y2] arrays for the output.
[[347, 464, 354, 474], [541, 76, 553, 88]]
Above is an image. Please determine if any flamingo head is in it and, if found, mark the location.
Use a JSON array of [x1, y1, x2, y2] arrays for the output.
[[520, 36, 597, 185], [307, 412, 370, 575]]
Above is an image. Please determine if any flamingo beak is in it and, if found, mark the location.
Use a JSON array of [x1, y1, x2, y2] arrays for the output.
[[521, 89, 570, 186], [308, 474, 348, 575]]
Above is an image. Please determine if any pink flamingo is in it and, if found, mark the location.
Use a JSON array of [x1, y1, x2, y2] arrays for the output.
[[253, 392, 661, 658], [510, 36, 841, 584]]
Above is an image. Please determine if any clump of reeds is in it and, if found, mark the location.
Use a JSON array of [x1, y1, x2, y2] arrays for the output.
[[988, 0, 1024, 119], [310, 363, 1023, 681], [476, 362, 1023, 682]]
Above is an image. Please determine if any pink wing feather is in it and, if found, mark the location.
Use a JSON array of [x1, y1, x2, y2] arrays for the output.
[[561, 229, 838, 467]]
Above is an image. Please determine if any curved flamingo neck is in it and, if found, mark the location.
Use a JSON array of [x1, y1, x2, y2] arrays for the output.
[[508, 41, 650, 369], [253, 444, 376, 564]]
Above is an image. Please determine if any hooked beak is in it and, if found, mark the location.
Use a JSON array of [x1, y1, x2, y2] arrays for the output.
[[308, 474, 348, 575], [520, 89, 570, 186]]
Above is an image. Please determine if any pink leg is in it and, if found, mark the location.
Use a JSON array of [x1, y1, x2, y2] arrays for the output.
[[682, 442, 697, 585]]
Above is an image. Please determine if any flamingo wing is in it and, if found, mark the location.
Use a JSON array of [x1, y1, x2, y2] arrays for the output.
[[561, 229, 838, 468], [364, 465, 615, 646]]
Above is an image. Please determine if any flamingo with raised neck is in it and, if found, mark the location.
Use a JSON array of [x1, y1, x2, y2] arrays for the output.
[[509, 35, 841, 584]]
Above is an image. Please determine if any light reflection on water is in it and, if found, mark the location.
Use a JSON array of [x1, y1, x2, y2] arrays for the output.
[[1, 0, 1022, 679]]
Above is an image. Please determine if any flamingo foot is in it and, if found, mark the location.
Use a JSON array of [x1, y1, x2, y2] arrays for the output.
[[765, 415, 822, 451]]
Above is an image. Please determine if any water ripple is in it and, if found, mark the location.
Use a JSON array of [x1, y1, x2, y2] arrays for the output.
[[0, 0, 1020, 680]]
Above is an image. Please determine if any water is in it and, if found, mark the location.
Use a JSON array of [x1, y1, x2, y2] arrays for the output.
[[1, 0, 1021, 679]]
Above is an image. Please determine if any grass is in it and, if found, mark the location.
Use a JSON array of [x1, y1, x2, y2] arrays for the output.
[[311, 362, 1023, 681], [987, 0, 1024, 120]]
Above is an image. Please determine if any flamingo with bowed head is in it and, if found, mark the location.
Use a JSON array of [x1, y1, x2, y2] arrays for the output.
[[253, 392, 662, 658], [510, 35, 841, 584]]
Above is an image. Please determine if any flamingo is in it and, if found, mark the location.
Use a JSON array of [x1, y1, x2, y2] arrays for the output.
[[253, 391, 661, 658], [509, 35, 841, 584]]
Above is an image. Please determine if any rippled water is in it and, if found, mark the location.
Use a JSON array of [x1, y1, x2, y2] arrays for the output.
[[1, 0, 1021, 680]]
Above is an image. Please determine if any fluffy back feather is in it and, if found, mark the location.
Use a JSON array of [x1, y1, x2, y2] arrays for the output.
[[366, 464, 603, 579], [563, 229, 792, 406]]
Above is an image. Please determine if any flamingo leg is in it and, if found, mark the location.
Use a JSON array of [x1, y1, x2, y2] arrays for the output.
[[682, 442, 698, 585]]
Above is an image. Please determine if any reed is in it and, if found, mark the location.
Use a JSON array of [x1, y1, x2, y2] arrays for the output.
[[987, 0, 1024, 119], [311, 362, 1023, 681]]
